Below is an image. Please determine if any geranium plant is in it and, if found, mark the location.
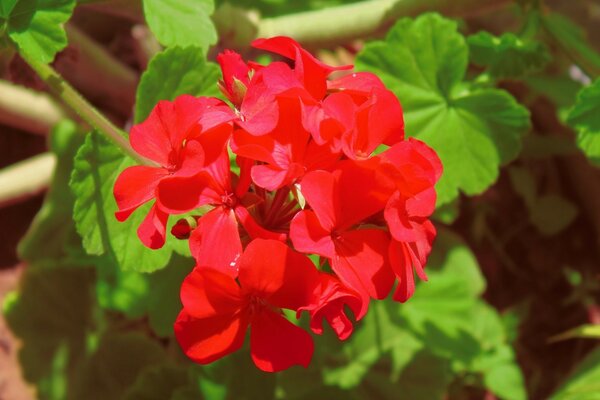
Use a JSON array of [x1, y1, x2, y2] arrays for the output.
[[1, 0, 600, 399]]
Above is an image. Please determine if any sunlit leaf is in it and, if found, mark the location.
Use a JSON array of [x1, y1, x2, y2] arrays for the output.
[[356, 13, 530, 206]]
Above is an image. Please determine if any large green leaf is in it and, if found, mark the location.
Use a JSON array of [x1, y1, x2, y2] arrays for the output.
[[551, 347, 600, 399], [71, 332, 166, 400], [135, 46, 221, 123], [3, 266, 95, 399], [356, 13, 530, 205], [567, 78, 600, 165], [147, 254, 194, 337], [398, 230, 526, 399], [70, 132, 173, 272], [363, 351, 453, 400], [143, 0, 216, 51], [323, 301, 422, 389], [468, 31, 549, 78], [123, 364, 190, 400], [18, 120, 85, 264], [4, 0, 75, 63]]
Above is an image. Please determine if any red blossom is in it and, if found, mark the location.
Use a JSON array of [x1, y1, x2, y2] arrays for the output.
[[113, 35, 444, 371], [175, 239, 320, 372], [113, 95, 234, 249]]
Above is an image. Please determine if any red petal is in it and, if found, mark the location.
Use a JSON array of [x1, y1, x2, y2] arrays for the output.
[[189, 208, 242, 277], [234, 205, 287, 241], [300, 274, 363, 340], [328, 72, 385, 95], [251, 164, 302, 191], [180, 267, 244, 319], [156, 173, 210, 214], [250, 309, 313, 372], [113, 166, 167, 221], [137, 204, 169, 249], [238, 239, 320, 310], [130, 95, 210, 166], [290, 210, 335, 258], [252, 36, 351, 99], [332, 229, 395, 303], [174, 309, 248, 364], [298, 171, 338, 231]]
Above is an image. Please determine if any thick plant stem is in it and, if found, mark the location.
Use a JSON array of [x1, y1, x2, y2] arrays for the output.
[[0, 80, 66, 135], [0, 153, 55, 208], [256, 0, 511, 48], [20, 53, 151, 165]]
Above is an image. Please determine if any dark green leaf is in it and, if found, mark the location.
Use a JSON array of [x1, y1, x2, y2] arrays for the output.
[[135, 46, 221, 123], [147, 254, 194, 337], [468, 31, 549, 78], [356, 13, 530, 205], [123, 364, 189, 400], [323, 301, 422, 388], [4, 266, 95, 397], [72, 332, 166, 400]]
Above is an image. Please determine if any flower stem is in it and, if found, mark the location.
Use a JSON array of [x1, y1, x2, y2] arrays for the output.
[[19, 52, 153, 166]]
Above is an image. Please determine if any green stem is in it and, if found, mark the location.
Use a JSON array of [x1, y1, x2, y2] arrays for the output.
[[256, 0, 512, 49], [20, 52, 152, 165]]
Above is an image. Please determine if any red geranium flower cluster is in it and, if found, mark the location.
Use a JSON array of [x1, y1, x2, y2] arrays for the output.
[[113, 37, 442, 372]]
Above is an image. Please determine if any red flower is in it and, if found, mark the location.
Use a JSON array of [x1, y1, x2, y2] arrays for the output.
[[290, 159, 396, 314], [232, 96, 339, 191], [217, 50, 251, 107], [299, 273, 363, 340], [175, 239, 320, 372], [379, 139, 443, 302], [252, 36, 351, 99], [113, 95, 234, 249]]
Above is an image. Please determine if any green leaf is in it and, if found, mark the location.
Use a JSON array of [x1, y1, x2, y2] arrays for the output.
[[363, 351, 453, 400], [468, 31, 549, 78], [567, 78, 600, 165], [6, 0, 75, 63], [147, 254, 194, 337], [398, 229, 525, 398], [356, 13, 530, 205], [95, 255, 151, 318], [123, 364, 189, 400], [4, 266, 95, 396], [323, 301, 422, 389], [18, 120, 85, 264], [135, 46, 221, 123], [399, 229, 485, 335], [143, 0, 216, 51], [70, 132, 173, 272], [551, 347, 600, 399], [72, 332, 166, 400]]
